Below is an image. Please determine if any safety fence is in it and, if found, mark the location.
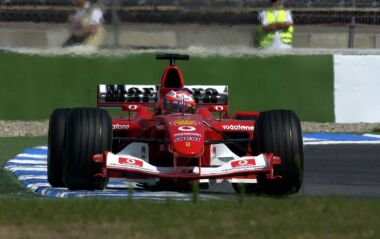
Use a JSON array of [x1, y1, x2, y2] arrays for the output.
[[1, 1, 380, 24]]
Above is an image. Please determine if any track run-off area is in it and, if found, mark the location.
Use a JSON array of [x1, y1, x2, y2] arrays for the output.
[[4, 133, 380, 200]]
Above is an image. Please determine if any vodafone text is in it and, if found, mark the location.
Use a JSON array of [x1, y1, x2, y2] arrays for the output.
[[112, 124, 130, 130], [222, 124, 254, 131]]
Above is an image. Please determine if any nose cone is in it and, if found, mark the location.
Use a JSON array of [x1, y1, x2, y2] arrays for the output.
[[167, 118, 204, 157]]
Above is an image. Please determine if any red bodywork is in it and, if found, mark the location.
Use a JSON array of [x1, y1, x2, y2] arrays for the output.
[[94, 60, 282, 184]]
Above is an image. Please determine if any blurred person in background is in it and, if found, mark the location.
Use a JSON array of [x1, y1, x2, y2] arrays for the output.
[[63, 0, 105, 48], [255, 0, 294, 49]]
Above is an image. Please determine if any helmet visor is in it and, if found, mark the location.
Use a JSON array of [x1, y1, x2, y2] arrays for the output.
[[164, 100, 193, 113]]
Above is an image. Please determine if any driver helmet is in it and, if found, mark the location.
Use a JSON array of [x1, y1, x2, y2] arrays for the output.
[[163, 89, 195, 114]]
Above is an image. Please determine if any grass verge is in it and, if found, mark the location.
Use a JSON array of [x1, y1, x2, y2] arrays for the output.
[[0, 137, 379, 239], [0, 136, 47, 197], [0, 197, 379, 239]]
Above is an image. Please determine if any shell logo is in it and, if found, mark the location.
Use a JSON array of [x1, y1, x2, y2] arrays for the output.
[[215, 106, 224, 111], [128, 105, 138, 110], [170, 119, 200, 126]]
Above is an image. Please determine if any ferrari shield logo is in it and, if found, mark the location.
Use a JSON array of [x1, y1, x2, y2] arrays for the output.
[[185, 142, 191, 147]]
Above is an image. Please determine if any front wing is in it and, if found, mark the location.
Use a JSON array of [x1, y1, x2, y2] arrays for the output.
[[93, 152, 281, 180]]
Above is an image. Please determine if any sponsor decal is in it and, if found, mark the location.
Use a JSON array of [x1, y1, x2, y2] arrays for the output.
[[113, 124, 130, 130], [214, 105, 224, 111], [231, 159, 256, 168], [92, 154, 103, 162], [128, 105, 138, 110], [118, 157, 143, 167], [185, 142, 191, 147], [178, 126, 196, 132], [222, 124, 254, 131], [175, 137, 201, 142], [93, 154, 103, 158], [170, 119, 200, 126], [173, 132, 202, 137]]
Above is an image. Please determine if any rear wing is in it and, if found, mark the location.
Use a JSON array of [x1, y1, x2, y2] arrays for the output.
[[97, 84, 228, 109]]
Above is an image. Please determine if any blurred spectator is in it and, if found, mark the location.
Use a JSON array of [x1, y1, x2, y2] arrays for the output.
[[255, 0, 294, 49], [63, 0, 104, 47]]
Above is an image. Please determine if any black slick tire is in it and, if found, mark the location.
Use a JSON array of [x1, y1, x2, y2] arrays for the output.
[[47, 108, 71, 187], [255, 110, 303, 195], [63, 108, 112, 190], [234, 110, 304, 195]]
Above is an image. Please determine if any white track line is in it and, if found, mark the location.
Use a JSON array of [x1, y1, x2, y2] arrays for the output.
[[304, 140, 380, 145], [16, 154, 47, 159], [4, 166, 47, 172], [18, 175, 47, 180], [8, 159, 46, 164], [363, 134, 380, 139]]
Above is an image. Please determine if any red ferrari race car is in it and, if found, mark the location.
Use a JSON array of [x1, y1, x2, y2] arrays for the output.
[[47, 54, 303, 195]]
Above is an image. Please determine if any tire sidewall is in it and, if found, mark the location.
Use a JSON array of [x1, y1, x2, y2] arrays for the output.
[[47, 108, 71, 187]]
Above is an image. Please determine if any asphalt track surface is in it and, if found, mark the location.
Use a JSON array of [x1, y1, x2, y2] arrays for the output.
[[206, 144, 380, 197], [5, 142, 380, 198], [300, 144, 380, 197]]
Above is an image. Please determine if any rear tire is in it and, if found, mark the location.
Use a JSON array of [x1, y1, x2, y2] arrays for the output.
[[63, 108, 112, 190], [234, 110, 304, 195], [47, 108, 71, 187]]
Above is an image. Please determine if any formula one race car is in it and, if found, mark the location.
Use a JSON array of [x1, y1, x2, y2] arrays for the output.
[[48, 54, 304, 195]]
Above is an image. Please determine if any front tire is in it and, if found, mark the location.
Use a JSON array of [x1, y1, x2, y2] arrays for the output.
[[63, 108, 112, 190], [234, 110, 304, 195], [255, 110, 303, 195]]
